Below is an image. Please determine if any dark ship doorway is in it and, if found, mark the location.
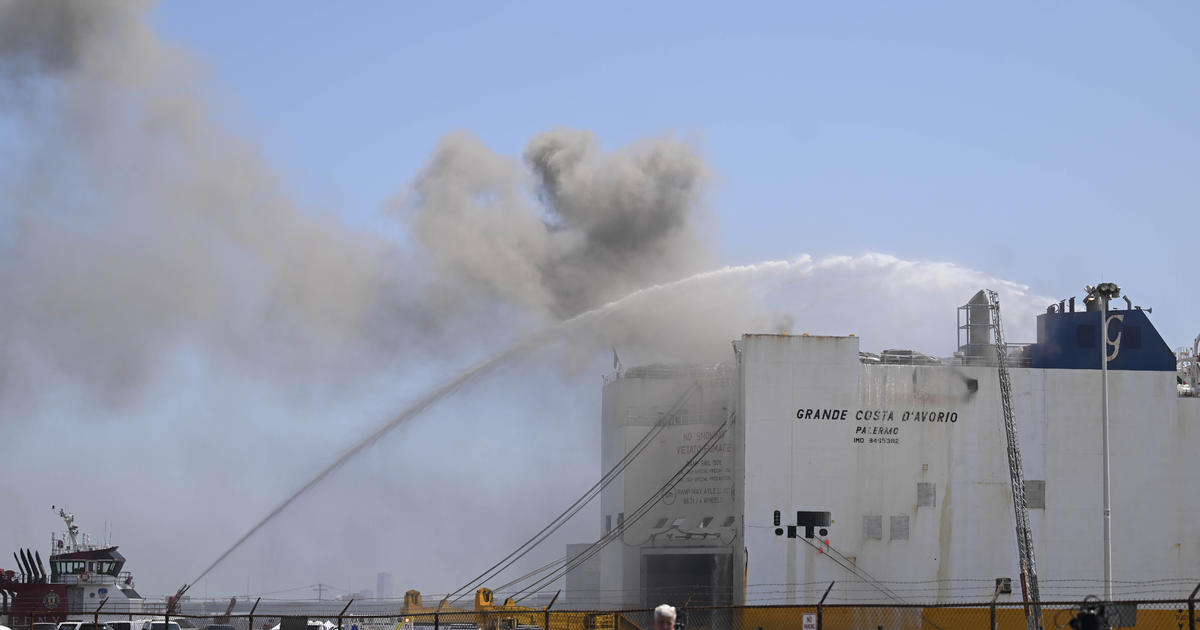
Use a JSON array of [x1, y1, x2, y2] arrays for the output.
[[641, 550, 732, 628]]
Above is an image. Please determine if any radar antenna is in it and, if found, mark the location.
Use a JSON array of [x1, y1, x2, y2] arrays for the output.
[[987, 289, 1043, 630]]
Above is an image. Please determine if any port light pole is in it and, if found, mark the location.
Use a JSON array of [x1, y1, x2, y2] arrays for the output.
[[1094, 281, 1121, 602]]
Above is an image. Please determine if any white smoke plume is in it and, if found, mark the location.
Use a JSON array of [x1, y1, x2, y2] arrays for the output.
[[787, 253, 1048, 350]]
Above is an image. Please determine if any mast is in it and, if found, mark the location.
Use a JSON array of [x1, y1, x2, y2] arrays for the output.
[[53, 507, 80, 549]]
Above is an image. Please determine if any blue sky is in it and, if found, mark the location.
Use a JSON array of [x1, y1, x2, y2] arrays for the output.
[[151, 1, 1198, 345]]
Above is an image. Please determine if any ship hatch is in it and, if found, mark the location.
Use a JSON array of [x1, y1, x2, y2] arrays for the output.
[[640, 550, 732, 607]]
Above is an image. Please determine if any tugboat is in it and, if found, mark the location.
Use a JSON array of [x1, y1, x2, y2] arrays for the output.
[[1, 508, 144, 629]]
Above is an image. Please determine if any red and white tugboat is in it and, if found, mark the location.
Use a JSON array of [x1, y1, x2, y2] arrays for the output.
[[1, 508, 144, 629]]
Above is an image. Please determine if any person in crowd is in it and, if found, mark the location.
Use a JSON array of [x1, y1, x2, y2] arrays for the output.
[[653, 604, 676, 630]]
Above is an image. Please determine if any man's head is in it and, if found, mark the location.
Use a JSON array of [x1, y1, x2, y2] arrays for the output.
[[653, 605, 676, 630]]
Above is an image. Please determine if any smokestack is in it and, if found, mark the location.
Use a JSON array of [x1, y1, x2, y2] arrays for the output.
[[964, 290, 992, 359]]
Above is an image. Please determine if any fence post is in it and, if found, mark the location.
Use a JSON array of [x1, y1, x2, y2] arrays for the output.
[[248, 596, 261, 630], [544, 589, 559, 630], [817, 581, 834, 630], [337, 599, 354, 630], [1189, 582, 1200, 630], [990, 582, 1002, 630], [434, 611, 439, 630]]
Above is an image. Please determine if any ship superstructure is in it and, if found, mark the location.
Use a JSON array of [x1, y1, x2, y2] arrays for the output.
[[1, 509, 144, 629], [593, 285, 1200, 607]]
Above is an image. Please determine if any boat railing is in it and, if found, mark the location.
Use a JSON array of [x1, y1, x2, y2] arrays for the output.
[[56, 571, 129, 586], [604, 363, 732, 384], [953, 343, 1034, 367]]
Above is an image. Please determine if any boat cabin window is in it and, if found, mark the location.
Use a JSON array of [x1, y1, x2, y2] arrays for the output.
[[53, 560, 88, 574], [52, 559, 123, 576]]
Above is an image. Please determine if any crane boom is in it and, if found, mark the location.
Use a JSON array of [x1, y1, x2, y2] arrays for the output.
[[986, 289, 1043, 630]]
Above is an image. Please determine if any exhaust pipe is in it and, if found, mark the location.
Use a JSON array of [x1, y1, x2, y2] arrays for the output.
[[25, 549, 43, 583], [26, 549, 41, 582], [35, 551, 47, 582], [16, 551, 32, 583], [21, 549, 38, 583]]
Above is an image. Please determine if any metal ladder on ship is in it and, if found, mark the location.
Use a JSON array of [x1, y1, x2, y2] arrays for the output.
[[986, 289, 1043, 630]]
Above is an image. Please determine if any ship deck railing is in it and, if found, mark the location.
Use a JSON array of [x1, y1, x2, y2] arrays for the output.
[[952, 343, 1034, 367]]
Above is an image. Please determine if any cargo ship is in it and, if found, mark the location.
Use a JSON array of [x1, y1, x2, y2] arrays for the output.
[[1, 509, 145, 629], [592, 283, 1200, 606]]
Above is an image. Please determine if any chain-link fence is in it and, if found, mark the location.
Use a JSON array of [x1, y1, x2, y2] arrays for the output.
[[10, 596, 1200, 630]]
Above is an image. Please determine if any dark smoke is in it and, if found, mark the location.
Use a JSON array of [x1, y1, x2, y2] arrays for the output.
[[402, 129, 714, 323], [0, 0, 121, 78], [398, 130, 778, 367]]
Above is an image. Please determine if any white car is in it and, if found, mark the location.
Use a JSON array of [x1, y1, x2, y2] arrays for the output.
[[140, 623, 181, 630]]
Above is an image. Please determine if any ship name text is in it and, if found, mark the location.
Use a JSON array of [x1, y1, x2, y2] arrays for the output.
[[795, 407, 960, 447], [795, 408, 958, 423]]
